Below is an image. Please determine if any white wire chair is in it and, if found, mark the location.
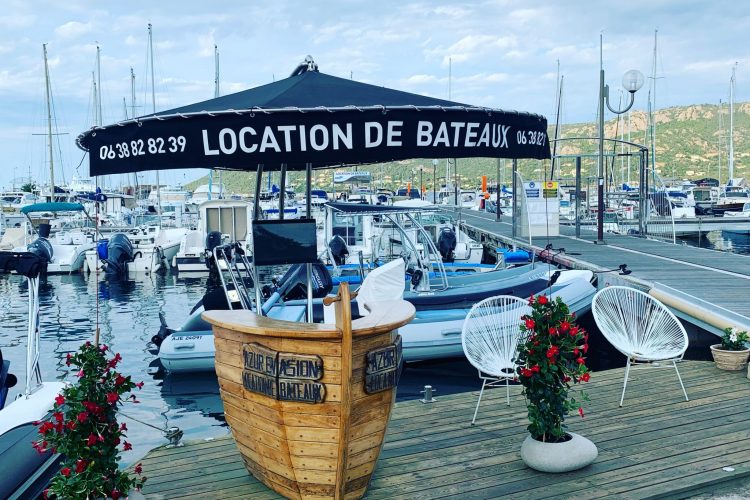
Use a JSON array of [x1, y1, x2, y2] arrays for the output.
[[461, 295, 531, 425], [592, 286, 689, 407]]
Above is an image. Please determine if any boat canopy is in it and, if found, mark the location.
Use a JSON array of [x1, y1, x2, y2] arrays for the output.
[[20, 202, 85, 214], [326, 202, 438, 215], [77, 59, 550, 176]]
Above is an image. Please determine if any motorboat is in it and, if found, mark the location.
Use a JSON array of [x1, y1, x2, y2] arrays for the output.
[[153, 243, 595, 372], [0, 249, 66, 499], [173, 199, 252, 272], [321, 202, 484, 271], [84, 225, 186, 274], [11, 202, 96, 274]]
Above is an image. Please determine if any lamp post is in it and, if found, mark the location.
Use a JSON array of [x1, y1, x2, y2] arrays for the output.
[[432, 159, 438, 203], [419, 165, 424, 200], [597, 67, 644, 242]]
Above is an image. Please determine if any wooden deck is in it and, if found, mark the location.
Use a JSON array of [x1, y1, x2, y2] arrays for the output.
[[137, 361, 750, 499], [451, 209, 750, 328]]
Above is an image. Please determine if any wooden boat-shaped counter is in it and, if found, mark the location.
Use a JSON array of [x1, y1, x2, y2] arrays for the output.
[[203, 283, 416, 499]]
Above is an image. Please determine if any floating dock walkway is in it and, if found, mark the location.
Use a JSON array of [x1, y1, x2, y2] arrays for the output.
[[450, 209, 750, 334], [137, 361, 750, 499]]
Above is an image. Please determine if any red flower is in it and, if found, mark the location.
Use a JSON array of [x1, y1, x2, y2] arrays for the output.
[[546, 345, 559, 359], [77, 411, 89, 423], [100, 344, 108, 352], [560, 321, 570, 331], [76, 369, 84, 378], [528, 294, 536, 304], [55, 394, 65, 406], [111, 489, 121, 500], [53, 412, 63, 423], [75, 459, 87, 473], [583, 343, 589, 354], [581, 372, 591, 382], [537, 295, 548, 305], [528, 349, 535, 356], [578, 407, 585, 418], [60, 467, 71, 477], [106, 392, 119, 404], [573, 347, 579, 356], [135, 381, 144, 389], [123, 441, 132, 451], [576, 357, 585, 365], [570, 326, 579, 336], [39, 421, 54, 434], [86, 433, 97, 446], [524, 318, 535, 329], [520, 367, 533, 377], [548, 327, 558, 336], [531, 365, 541, 373], [65, 353, 72, 366], [134, 463, 143, 474], [115, 374, 126, 386], [120, 422, 128, 432], [66, 420, 77, 431], [563, 376, 571, 383]]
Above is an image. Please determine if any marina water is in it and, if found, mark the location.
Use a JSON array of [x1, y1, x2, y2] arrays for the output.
[[0, 230, 743, 465]]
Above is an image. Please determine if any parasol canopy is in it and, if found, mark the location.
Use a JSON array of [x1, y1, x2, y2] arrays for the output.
[[77, 58, 550, 175]]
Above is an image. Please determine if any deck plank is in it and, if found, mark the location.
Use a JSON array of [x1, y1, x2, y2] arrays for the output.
[[137, 361, 750, 499]]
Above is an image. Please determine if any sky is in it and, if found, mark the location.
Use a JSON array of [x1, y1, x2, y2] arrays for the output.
[[0, 0, 748, 190]]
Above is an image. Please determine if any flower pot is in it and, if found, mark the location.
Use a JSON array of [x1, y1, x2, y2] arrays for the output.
[[520, 432, 598, 473], [710, 344, 750, 371]]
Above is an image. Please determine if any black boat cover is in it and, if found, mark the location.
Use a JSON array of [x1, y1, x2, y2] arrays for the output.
[[77, 69, 550, 176], [0, 251, 48, 278]]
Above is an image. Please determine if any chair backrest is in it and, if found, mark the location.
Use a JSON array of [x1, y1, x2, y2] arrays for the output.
[[461, 295, 532, 376], [592, 286, 688, 360]]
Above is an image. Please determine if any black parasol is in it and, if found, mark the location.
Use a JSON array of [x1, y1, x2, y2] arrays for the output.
[[77, 59, 550, 175]]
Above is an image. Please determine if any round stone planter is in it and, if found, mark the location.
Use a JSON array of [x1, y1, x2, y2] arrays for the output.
[[710, 345, 750, 371], [520, 432, 598, 473]]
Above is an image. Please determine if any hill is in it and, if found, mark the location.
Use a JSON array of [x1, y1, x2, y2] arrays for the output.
[[185, 102, 749, 194]]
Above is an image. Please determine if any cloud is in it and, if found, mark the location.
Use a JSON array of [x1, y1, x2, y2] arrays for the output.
[[425, 34, 517, 66], [54, 21, 92, 39]]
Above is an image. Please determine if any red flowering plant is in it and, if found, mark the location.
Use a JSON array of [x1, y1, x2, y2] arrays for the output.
[[33, 342, 146, 499], [515, 294, 591, 443]]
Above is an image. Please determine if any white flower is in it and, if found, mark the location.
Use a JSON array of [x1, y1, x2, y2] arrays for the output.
[[730, 332, 738, 343]]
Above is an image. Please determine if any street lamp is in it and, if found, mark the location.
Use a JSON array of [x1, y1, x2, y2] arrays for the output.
[[597, 68, 644, 242]]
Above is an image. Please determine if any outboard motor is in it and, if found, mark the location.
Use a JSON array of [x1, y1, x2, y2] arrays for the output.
[[205, 231, 223, 252], [328, 235, 349, 266], [27, 238, 54, 262], [105, 233, 134, 274], [273, 262, 334, 302], [37, 223, 52, 239], [437, 227, 457, 263]]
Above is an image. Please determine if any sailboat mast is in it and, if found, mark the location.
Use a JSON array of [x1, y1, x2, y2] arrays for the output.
[[729, 65, 735, 182], [148, 23, 162, 221], [43, 44, 55, 200], [96, 45, 103, 126], [650, 30, 658, 175], [130, 67, 138, 194], [215, 44, 222, 198]]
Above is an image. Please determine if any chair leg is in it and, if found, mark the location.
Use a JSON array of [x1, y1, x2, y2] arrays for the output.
[[472, 379, 487, 425], [620, 358, 631, 407], [505, 377, 510, 406], [673, 360, 689, 401]]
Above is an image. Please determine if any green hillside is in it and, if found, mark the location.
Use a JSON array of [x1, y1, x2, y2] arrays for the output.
[[186, 102, 749, 194]]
